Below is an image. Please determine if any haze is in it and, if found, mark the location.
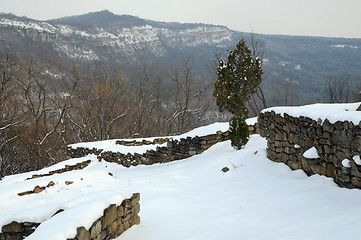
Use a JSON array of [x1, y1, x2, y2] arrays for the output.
[[0, 0, 360, 38]]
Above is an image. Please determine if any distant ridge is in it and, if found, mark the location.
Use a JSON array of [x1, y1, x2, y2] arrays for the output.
[[48, 10, 146, 28], [0, 10, 361, 103]]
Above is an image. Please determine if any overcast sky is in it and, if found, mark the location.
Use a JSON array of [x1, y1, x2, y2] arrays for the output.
[[1, 0, 360, 38]]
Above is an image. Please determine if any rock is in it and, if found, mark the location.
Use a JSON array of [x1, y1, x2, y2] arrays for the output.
[[133, 215, 141, 225], [90, 220, 101, 238], [102, 204, 117, 229], [117, 206, 124, 218], [357, 104, 361, 111], [34, 185, 45, 193], [75, 227, 90, 240], [131, 193, 140, 206], [2, 221, 24, 233], [301, 158, 312, 174], [47, 181, 55, 187], [351, 177, 361, 187], [52, 209, 64, 217], [133, 203, 141, 215], [65, 181, 73, 185], [110, 221, 118, 232], [221, 167, 229, 173], [326, 164, 335, 178]]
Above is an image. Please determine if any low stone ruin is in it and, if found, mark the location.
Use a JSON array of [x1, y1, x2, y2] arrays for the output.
[[68, 193, 140, 240], [0, 194, 140, 240], [27, 160, 91, 180], [0, 221, 40, 240], [67, 131, 230, 167], [258, 110, 361, 189]]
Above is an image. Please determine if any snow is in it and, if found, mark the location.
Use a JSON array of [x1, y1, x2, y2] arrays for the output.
[[331, 44, 359, 49], [342, 159, 351, 168], [2, 122, 361, 239], [303, 147, 320, 159], [262, 102, 361, 125], [353, 156, 361, 165]]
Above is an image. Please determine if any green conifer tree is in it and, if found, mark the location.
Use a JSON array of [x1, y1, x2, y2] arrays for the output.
[[214, 39, 263, 149]]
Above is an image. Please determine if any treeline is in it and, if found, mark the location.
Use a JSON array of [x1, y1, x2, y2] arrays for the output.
[[0, 52, 221, 177], [2, 44, 360, 177]]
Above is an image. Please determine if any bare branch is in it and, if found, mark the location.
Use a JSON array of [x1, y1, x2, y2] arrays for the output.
[[0, 119, 26, 132]]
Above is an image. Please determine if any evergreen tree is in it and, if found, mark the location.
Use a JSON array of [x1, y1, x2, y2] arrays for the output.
[[214, 39, 263, 149]]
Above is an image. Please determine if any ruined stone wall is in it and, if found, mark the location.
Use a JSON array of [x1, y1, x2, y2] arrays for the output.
[[67, 131, 230, 167], [68, 193, 140, 240], [258, 111, 361, 189], [0, 194, 140, 240], [0, 222, 39, 240]]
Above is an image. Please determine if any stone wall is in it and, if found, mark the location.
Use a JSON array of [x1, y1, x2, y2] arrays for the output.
[[0, 194, 140, 240], [258, 110, 361, 189], [27, 160, 92, 180], [68, 193, 140, 240], [67, 131, 230, 167], [0, 221, 40, 240]]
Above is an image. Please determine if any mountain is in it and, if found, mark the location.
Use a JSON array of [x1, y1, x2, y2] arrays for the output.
[[0, 10, 361, 103]]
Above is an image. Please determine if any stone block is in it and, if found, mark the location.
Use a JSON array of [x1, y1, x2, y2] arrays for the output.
[[102, 204, 117, 230], [280, 152, 289, 163], [110, 221, 118, 232], [133, 215, 141, 225], [201, 144, 213, 150], [118, 223, 125, 235], [326, 164, 335, 178], [124, 221, 130, 231], [34, 185, 46, 194], [311, 164, 326, 175], [75, 227, 90, 240], [90, 220, 102, 238], [206, 139, 219, 144], [287, 160, 302, 170], [351, 177, 361, 188], [122, 199, 132, 208], [117, 206, 124, 218], [301, 158, 312, 174], [133, 203, 141, 215], [131, 193, 140, 206], [2, 221, 24, 233]]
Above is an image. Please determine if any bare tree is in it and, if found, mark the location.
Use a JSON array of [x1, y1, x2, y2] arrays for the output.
[[69, 63, 132, 142], [0, 52, 24, 177], [166, 57, 214, 134], [272, 67, 299, 106], [323, 75, 354, 103], [246, 32, 268, 115], [353, 79, 361, 102], [130, 61, 167, 137]]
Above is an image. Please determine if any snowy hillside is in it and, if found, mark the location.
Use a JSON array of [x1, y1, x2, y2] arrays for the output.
[[1, 11, 361, 103], [0, 11, 233, 60], [1, 120, 361, 240]]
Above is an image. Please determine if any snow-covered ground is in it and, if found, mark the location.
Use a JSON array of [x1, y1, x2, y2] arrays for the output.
[[1, 119, 361, 240], [263, 102, 361, 124]]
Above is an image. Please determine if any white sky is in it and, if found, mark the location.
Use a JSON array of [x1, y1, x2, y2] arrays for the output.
[[0, 0, 360, 38]]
